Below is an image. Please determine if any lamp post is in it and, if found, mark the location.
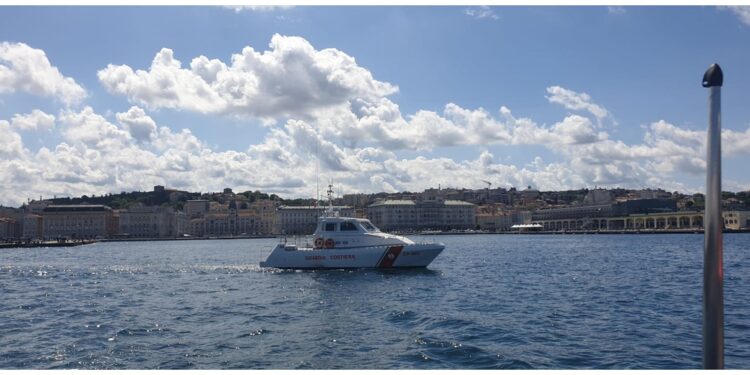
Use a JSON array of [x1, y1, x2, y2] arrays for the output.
[[702, 63, 724, 369]]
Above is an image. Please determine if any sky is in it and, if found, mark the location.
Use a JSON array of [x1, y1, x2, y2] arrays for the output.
[[1, 5, 750, 206]]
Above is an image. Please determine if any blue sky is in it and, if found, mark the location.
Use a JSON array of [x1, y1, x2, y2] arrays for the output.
[[1, 5, 749, 206]]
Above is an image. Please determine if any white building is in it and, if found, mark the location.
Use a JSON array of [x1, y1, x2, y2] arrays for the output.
[[367, 199, 476, 232]]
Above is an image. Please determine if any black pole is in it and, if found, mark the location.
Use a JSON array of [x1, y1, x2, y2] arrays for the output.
[[701, 63, 724, 369]]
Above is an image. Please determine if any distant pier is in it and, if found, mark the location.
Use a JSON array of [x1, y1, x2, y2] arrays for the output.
[[0, 239, 98, 249]]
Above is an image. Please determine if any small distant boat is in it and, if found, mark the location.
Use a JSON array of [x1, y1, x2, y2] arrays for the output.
[[260, 186, 444, 270], [419, 230, 443, 235]]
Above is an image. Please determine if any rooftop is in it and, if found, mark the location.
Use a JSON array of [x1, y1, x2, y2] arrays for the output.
[[43, 205, 113, 213], [369, 200, 416, 207], [278, 206, 352, 210], [369, 199, 474, 207]]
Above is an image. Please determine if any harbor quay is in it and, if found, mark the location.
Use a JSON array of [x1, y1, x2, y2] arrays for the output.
[[0, 185, 749, 243]]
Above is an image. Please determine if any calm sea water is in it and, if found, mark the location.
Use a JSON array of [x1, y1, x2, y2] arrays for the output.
[[1, 234, 750, 369]]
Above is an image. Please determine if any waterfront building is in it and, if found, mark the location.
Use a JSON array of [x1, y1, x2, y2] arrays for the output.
[[476, 212, 513, 232], [277, 206, 355, 235], [188, 217, 205, 237], [174, 210, 188, 236], [723, 211, 750, 230], [184, 199, 278, 237], [24, 200, 52, 214], [0, 207, 23, 240], [249, 200, 277, 235], [511, 210, 533, 225], [531, 198, 677, 222], [118, 206, 182, 238], [22, 214, 43, 240], [0, 217, 21, 240], [367, 200, 416, 231], [367, 199, 476, 232], [42, 205, 116, 239]]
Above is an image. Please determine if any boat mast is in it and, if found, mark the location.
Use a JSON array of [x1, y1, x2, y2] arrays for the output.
[[315, 137, 320, 206]]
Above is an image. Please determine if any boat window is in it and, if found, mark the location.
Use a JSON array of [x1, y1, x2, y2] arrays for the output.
[[340, 221, 358, 231], [324, 223, 337, 231], [360, 221, 379, 232]]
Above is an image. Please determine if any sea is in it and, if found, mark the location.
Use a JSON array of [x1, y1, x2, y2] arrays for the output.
[[1, 233, 750, 369]]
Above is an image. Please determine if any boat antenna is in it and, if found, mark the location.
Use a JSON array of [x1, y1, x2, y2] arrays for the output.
[[315, 137, 320, 206], [326, 183, 337, 217], [702, 63, 724, 369]]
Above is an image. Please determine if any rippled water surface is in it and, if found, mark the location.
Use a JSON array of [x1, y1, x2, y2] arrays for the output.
[[2, 234, 750, 369]]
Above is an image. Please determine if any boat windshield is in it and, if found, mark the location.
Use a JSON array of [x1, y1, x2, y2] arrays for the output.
[[360, 220, 380, 232]]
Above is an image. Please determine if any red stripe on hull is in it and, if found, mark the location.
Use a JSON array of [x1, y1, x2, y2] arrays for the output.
[[377, 245, 403, 268]]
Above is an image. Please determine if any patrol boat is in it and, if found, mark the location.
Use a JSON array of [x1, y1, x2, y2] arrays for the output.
[[260, 187, 444, 269]]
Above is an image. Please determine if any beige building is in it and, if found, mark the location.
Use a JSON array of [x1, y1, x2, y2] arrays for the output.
[[724, 211, 750, 230], [119, 206, 185, 238], [42, 205, 116, 239], [367, 199, 476, 232], [186, 199, 278, 237]]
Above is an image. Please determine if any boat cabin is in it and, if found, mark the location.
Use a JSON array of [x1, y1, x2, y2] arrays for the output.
[[314, 217, 381, 235]]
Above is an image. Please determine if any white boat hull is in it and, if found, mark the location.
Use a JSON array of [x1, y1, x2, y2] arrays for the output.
[[260, 243, 444, 269]]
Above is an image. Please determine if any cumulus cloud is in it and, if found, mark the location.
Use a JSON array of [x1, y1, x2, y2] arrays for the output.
[[0, 42, 87, 105], [97, 34, 398, 120], [546, 86, 609, 121], [0, 120, 27, 158], [313, 99, 606, 153], [4, 101, 750, 206], [116, 106, 157, 142], [3, 39, 750, 205], [10, 109, 55, 131]]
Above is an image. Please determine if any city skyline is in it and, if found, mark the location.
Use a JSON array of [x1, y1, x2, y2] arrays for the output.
[[2, 6, 750, 207]]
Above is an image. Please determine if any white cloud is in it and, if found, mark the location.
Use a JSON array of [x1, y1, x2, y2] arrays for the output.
[[5, 38, 750, 205], [116, 106, 157, 142], [546, 86, 609, 121], [502, 108, 606, 145], [463, 6, 499, 20], [0, 42, 87, 106], [10, 109, 55, 131], [0, 120, 26, 158], [59, 106, 131, 149], [97, 34, 398, 120], [4, 101, 750, 207], [721, 6, 750, 26]]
